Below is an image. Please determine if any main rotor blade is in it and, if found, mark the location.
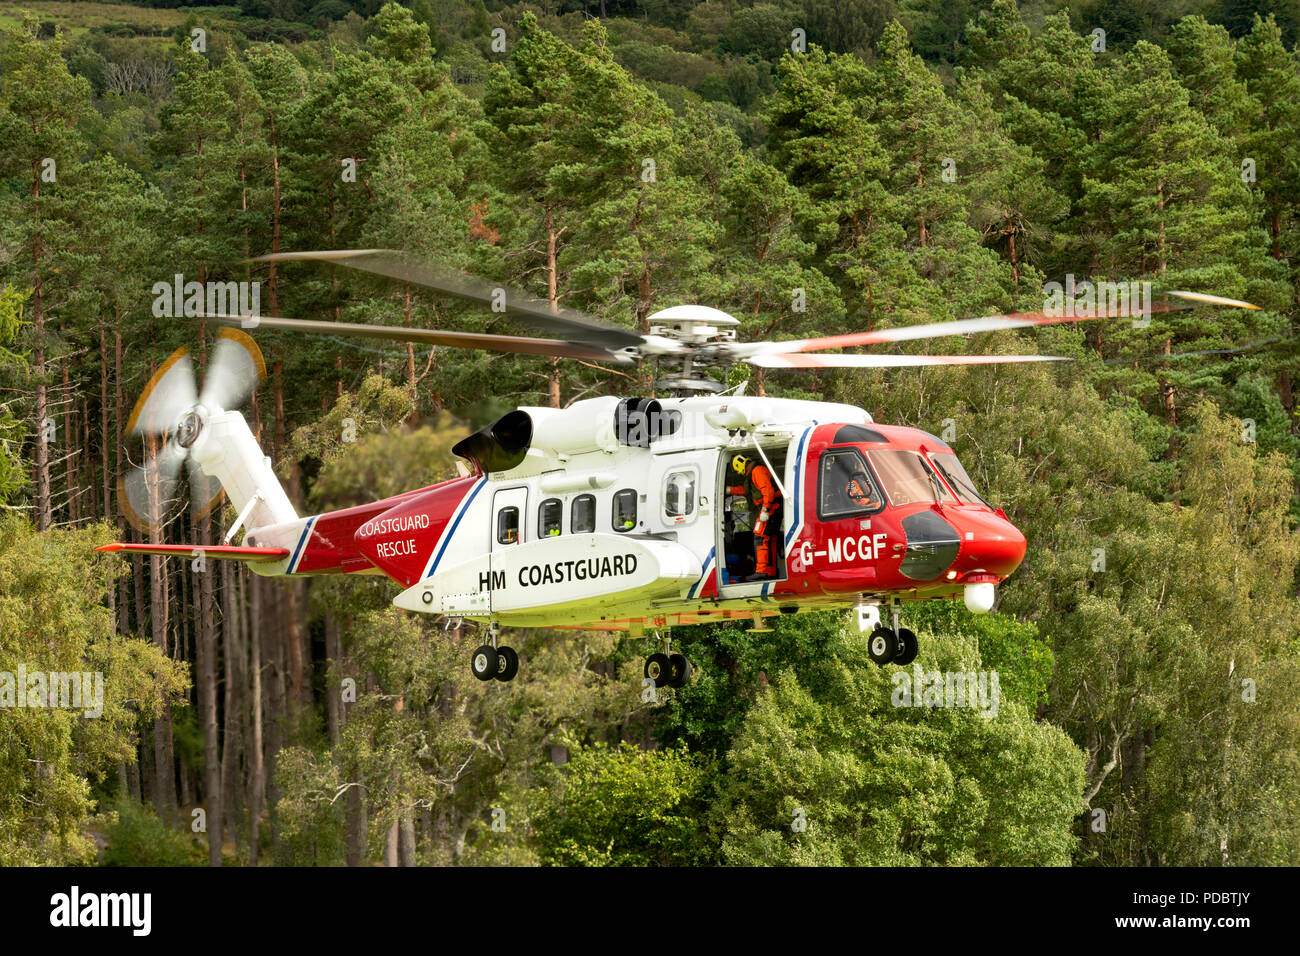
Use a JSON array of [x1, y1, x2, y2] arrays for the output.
[[1168, 290, 1259, 309], [749, 353, 1069, 368], [734, 303, 1187, 358], [738, 290, 1258, 358], [199, 327, 266, 412], [248, 249, 646, 351], [199, 313, 630, 364]]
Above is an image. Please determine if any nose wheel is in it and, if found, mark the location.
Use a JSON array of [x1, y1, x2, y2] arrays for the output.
[[471, 622, 519, 682], [866, 605, 919, 667], [867, 626, 895, 665]]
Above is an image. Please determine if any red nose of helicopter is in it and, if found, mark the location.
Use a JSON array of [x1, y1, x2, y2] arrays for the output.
[[950, 507, 1027, 580]]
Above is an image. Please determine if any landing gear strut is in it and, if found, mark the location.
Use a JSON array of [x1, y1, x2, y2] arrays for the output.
[[471, 621, 519, 683], [644, 632, 691, 689], [865, 603, 918, 667]]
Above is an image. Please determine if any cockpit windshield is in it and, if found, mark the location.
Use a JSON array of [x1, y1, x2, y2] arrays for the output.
[[864, 449, 955, 507], [928, 452, 991, 507]]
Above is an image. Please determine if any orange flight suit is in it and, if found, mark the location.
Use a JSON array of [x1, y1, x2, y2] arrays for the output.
[[846, 474, 880, 509], [729, 462, 781, 576]]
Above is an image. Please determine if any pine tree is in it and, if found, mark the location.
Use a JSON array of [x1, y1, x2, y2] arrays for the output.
[[481, 15, 717, 404], [1079, 41, 1283, 433], [715, 152, 839, 394], [0, 18, 90, 530], [1235, 15, 1300, 262], [767, 47, 917, 328]]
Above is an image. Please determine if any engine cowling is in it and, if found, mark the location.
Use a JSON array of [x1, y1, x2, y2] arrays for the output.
[[453, 397, 677, 471]]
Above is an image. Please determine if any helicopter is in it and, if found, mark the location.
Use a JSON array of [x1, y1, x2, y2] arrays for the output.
[[97, 249, 1257, 686]]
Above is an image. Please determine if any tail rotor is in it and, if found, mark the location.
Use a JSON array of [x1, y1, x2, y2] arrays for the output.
[[119, 328, 266, 534]]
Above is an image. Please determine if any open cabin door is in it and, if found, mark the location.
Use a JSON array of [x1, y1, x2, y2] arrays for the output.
[[714, 436, 794, 597]]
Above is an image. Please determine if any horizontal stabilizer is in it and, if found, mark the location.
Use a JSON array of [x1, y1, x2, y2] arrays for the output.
[[96, 543, 290, 562]]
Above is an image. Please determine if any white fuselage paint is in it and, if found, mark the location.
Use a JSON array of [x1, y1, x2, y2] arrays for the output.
[[385, 395, 876, 628]]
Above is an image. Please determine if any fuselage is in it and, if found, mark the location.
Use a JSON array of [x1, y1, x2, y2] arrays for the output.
[[241, 395, 1027, 629]]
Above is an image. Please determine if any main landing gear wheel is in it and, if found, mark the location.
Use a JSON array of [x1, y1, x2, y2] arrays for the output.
[[494, 645, 519, 682], [893, 628, 918, 666], [667, 653, 692, 689], [471, 644, 499, 681], [867, 627, 896, 666], [645, 652, 671, 688]]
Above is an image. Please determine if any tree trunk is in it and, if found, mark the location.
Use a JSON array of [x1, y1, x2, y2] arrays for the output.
[[404, 283, 417, 422], [196, 509, 222, 865], [1007, 224, 1019, 287], [345, 779, 366, 867], [384, 816, 400, 867], [268, 114, 281, 317], [399, 808, 416, 866], [325, 610, 341, 744], [61, 351, 76, 524], [113, 329, 130, 634], [220, 559, 244, 849], [248, 575, 265, 866], [545, 207, 561, 408], [146, 431, 176, 820], [31, 172, 52, 530]]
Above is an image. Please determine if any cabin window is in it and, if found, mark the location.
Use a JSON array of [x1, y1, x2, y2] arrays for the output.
[[572, 494, 596, 533], [819, 449, 885, 519], [866, 449, 955, 507], [496, 506, 520, 545], [539, 498, 562, 537], [665, 471, 695, 518], [612, 489, 638, 532]]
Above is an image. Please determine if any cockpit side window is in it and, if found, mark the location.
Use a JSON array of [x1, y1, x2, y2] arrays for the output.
[[928, 452, 991, 507], [818, 449, 885, 519]]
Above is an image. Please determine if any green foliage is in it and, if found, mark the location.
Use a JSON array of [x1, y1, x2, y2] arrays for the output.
[[100, 796, 206, 867], [308, 420, 462, 510], [271, 746, 348, 865], [905, 601, 1054, 711], [285, 373, 417, 478], [0, 286, 29, 506], [711, 623, 1085, 866], [531, 743, 714, 866], [0, 518, 188, 865], [653, 611, 847, 757]]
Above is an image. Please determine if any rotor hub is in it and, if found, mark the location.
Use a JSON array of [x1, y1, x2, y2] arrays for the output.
[[176, 408, 206, 448]]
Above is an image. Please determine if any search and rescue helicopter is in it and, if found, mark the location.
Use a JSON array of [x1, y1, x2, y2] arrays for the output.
[[97, 249, 1257, 686]]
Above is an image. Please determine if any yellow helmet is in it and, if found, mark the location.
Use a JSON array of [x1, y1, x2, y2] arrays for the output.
[[731, 454, 752, 476]]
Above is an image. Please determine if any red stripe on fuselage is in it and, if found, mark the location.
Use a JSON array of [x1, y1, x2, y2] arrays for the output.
[[291, 476, 474, 576], [351, 475, 481, 586]]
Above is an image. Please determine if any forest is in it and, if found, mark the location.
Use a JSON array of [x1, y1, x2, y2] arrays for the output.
[[0, 0, 1297, 867]]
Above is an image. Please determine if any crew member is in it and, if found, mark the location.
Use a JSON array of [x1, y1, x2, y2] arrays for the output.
[[845, 468, 882, 510], [728, 453, 782, 579]]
